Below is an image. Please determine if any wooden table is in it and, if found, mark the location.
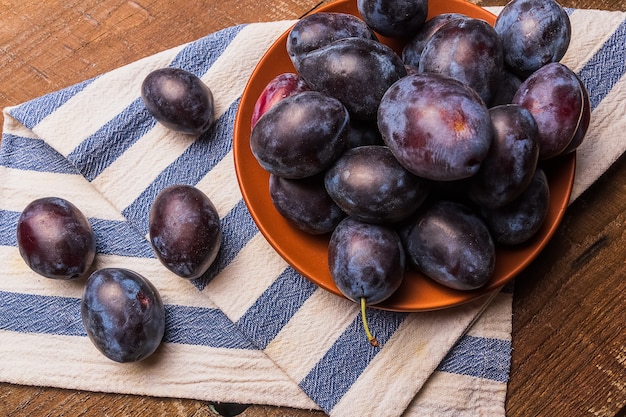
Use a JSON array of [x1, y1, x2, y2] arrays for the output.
[[1, 0, 624, 416]]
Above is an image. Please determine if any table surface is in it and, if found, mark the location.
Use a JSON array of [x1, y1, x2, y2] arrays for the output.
[[1, 0, 625, 416]]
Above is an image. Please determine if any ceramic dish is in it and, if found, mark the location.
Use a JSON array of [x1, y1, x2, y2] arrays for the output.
[[233, 0, 576, 312]]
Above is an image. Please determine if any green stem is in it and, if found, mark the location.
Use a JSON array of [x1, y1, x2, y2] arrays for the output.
[[361, 297, 380, 348]]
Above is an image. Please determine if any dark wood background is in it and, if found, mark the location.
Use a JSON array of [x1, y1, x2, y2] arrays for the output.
[[1, 0, 625, 416]]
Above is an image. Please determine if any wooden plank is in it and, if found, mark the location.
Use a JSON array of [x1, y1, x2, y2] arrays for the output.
[[507, 153, 626, 417]]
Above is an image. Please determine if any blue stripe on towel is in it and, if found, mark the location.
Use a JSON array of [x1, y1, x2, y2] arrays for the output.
[[7, 78, 96, 130], [67, 100, 157, 181], [437, 335, 512, 382], [578, 16, 626, 110], [0, 291, 87, 337], [0, 210, 19, 246], [164, 304, 254, 349], [90, 218, 155, 258], [236, 267, 318, 349], [300, 310, 407, 412], [169, 25, 246, 76], [0, 134, 78, 174], [0, 291, 256, 349]]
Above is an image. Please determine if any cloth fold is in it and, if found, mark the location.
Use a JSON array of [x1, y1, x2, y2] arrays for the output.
[[1, 7, 625, 417]]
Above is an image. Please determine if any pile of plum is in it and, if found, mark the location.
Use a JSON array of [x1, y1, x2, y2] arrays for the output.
[[16, 61, 223, 361], [250, 0, 589, 342], [16, 183, 222, 362]]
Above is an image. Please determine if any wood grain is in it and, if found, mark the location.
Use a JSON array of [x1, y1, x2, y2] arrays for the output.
[[507, 152, 626, 417], [1, 0, 625, 416]]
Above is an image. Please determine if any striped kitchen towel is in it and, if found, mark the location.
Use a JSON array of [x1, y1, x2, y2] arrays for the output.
[[1, 6, 625, 417]]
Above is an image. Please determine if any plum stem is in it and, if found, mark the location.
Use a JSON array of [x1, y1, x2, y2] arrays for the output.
[[360, 297, 380, 348]]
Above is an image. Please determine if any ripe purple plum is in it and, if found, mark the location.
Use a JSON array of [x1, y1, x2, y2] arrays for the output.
[[287, 12, 377, 69], [324, 145, 429, 224], [296, 37, 407, 120], [269, 173, 346, 235], [141, 67, 214, 135], [81, 268, 165, 363], [418, 17, 504, 105], [328, 217, 405, 346], [404, 200, 495, 290], [329, 217, 404, 304], [16, 197, 95, 280], [512, 62, 585, 160], [250, 72, 310, 129], [480, 168, 550, 245], [402, 13, 468, 67], [357, 0, 428, 38], [250, 91, 348, 178], [378, 73, 493, 181], [495, 0, 571, 77], [149, 185, 221, 279], [468, 104, 539, 209]]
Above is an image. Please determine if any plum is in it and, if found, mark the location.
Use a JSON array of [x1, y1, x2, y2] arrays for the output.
[[287, 12, 378, 69], [480, 168, 551, 245], [324, 145, 429, 224], [250, 72, 310, 129], [378, 73, 493, 181], [512, 62, 585, 159], [141, 67, 214, 135], [149, 184, 221, 279], [404, 200, 495, 290], [495, 0, 571, 77], [468, 104, 539, 209], [81, 268, 165, 363], [269, 173, 346, 235], [16, 197, 95, 280], [296, 37, 407, 120], [329, 217, 404, 304], [328, 217, 405, 346], [250, 91, 348, 178], [402, 13, 469, 67], [357, 0, 428, 38], [418, 17, 504, 104]]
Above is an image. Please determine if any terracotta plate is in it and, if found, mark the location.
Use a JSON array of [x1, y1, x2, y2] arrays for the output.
[[233, 0, 576, 312]]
